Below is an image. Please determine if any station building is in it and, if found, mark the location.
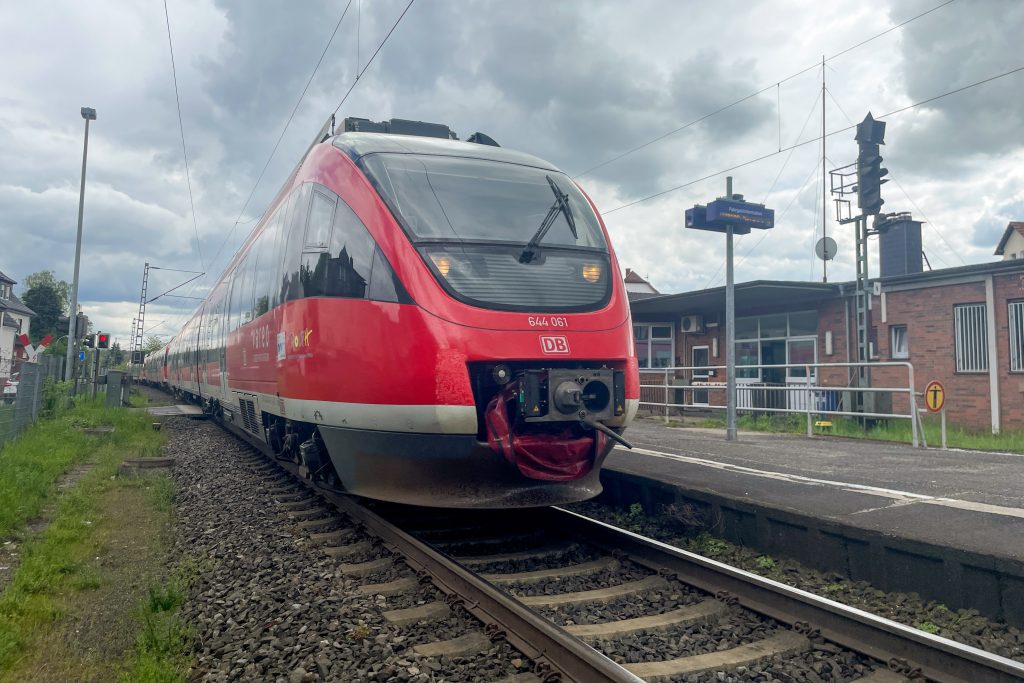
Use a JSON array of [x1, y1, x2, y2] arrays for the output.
[[627, 218, 1024, 433]]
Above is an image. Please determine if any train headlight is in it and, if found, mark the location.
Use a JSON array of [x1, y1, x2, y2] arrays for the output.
[[582, 263, 601, 283], [431, 254, 451, 277]]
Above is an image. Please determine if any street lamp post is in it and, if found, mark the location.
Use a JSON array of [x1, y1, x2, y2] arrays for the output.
[[65, 107, 96, 384]]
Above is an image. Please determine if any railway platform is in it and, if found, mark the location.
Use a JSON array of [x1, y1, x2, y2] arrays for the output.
[[601, 418, 1024, 625]]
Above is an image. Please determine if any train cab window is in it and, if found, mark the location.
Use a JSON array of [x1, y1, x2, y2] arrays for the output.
[[323, 199, 374, 299]]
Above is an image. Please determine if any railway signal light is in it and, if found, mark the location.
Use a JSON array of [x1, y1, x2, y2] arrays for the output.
[[855, 113, 888, 216], [84, 333, 96, 348], [97, 332, 110, 349]]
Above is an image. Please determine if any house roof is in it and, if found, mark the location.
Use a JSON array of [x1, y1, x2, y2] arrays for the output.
[[0, 294, 35, 318], [994, 222, 1024, 255], [878, 255, 1024, 285], [630, 280, 840, 317], [624, 268, 653, 286], [0, 270, 35, 318], [630, 258, 1024, 320]]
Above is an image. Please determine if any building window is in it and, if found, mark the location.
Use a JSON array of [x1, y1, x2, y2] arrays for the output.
[[0, 284, 9, 300], [954, 303, 988, 372], [890, 325, 908, 359], [1010, 301, 1024, 372], [633, 323, 674, 369]]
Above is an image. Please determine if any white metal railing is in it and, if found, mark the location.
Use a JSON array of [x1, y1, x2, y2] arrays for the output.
[[638, 361, 921, 447]]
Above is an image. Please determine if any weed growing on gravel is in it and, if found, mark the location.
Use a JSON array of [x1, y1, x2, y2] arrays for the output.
[[917, 621, 941, 634], [754, 555, 777, 571], [348, 623, 373, 641], [825, 583, 846, 594], [687, 532, 729, 557]]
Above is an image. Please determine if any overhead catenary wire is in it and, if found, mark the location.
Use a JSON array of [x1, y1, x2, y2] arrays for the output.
[[699, 86, 824, 290], [206, 0, 356, 281], [571, 0, 958, 179], [330, 0, 416, 119], [162, 0, 206, 273], [165, 0, 417, 342], [702, 160, 824, 290], [602, 64, 1024, 216]]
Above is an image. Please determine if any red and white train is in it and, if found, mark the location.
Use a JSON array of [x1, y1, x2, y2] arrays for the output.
[[142, 117, 638, 507]]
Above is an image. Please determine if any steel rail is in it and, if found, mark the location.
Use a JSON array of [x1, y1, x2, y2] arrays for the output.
[[269, 456, 641, 683], [551, 507, 1024, 683]]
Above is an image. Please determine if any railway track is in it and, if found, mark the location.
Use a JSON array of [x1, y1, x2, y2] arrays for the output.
[[225, 429, 1024, 683]]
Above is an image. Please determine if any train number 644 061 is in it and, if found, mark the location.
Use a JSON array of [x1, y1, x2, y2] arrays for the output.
[[528, 316, 569, 328]]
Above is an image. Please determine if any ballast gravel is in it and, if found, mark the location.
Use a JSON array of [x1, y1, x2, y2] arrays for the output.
[[539, 584, 708, 626], [595, 610, 777, 664], [166, 417, 532, 682], [505, 564, 651, 597]]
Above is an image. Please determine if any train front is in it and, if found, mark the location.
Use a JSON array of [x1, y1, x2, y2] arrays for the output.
[[319, 133, 638, 507]]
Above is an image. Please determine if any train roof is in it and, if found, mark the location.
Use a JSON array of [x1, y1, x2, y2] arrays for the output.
[[331, 132, 560, 172]]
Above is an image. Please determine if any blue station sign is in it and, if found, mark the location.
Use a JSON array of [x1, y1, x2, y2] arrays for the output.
[[686, 198, 775, 235]]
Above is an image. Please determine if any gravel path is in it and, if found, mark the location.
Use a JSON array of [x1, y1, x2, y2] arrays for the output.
[[167, 417, 533, 682]]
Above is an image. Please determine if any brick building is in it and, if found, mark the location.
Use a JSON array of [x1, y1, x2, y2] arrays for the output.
[[628, 220, 1024, 433]]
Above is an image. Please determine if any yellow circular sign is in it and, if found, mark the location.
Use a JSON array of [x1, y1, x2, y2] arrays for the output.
[[924, 380, 945, 413]]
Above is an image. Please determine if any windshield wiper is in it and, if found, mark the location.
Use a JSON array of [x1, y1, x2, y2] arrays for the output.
[[519, 175, 578, 263]]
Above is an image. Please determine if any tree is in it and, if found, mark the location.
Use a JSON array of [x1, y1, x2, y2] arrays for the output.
[[143, 335, 166, 354], [21, 272, 69, 343], [108, 341, 125, 366], [21, 271, 70, 314]]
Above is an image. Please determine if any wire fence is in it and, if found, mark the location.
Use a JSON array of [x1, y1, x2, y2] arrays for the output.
[[0, 356, 66, 450]]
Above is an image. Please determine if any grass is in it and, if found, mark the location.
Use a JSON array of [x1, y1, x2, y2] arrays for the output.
[[0, 395, 168, 678], [0, 393, 160, 539], [672, 412, 1024, 453], [121, 573, 192, 682]]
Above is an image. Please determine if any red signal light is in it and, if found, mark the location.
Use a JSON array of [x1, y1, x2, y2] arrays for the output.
[[97, 333, 110, 349]]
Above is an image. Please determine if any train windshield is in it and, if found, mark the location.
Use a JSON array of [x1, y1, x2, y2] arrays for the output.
[[360, 154, 607, 248], [361, 154, 612, 312]]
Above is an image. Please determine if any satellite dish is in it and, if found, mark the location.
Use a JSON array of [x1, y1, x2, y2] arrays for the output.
[[815, 236, 838, 261]]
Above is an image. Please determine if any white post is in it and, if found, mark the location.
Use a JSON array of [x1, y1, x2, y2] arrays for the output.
[[664, 368, 669, 424], [941, 406, 947, 450], [806, 365, 813, 437]]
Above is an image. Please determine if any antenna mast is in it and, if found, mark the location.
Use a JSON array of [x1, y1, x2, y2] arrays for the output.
[[821, 55, 827, 283]]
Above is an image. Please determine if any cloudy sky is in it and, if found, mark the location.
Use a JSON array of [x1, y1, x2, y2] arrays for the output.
[[1, 0, 1022, 345]]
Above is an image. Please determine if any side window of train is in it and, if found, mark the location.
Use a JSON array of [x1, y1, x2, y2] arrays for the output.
[[252, 214, 280, 319], [281, 184, 312, 303], [325, 198, 374, 299], [228, 253, 254, 331], [240, 251, 258, 327]]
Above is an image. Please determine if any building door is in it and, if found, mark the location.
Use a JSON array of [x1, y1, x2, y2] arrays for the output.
[[785, 337, 817, 411], [692, 345, 710, 406]]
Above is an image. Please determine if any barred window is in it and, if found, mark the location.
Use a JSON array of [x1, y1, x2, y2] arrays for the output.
[[954, 303, 988, 372], [1010, 301, 1024, 372]]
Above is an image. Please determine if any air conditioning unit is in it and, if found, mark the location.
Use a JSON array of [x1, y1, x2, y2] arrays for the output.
[[680, 315, 705, 334]]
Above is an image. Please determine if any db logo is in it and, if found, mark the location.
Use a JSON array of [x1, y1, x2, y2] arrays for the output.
[[539, 335, 570, 354]]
